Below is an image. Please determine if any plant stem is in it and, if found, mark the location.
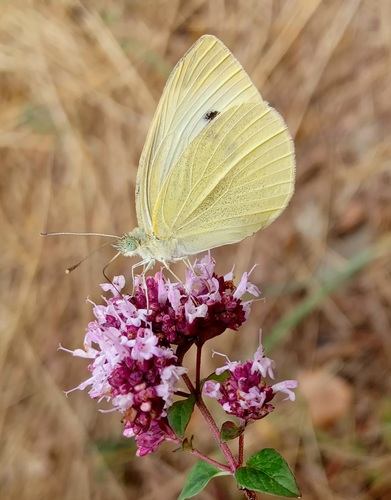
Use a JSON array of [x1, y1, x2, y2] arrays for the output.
[[175, 390, 191, 398], [238, 432, 244, 466], [190, 448, 231, 472], [195, 343, 202, 393], [182, 373, 238, 471]]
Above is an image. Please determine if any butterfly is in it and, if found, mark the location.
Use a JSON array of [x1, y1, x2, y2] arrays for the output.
[[115, 35, 295, 271], [43, 35, 295, 274]]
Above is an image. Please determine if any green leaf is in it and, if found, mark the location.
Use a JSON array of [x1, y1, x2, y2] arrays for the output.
[[178, 460, 229, 500], [200, 370, 230, 391], [235, 449, 300, 498], [167, 395, 196, 438], [204, 370, 230, 383], [220, 421, 244, 442]]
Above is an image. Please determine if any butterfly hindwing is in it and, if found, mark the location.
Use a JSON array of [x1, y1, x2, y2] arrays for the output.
[[151, 100, 295, 255]]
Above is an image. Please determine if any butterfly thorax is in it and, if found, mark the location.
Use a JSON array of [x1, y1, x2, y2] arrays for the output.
[[115, 227, 180, 263]]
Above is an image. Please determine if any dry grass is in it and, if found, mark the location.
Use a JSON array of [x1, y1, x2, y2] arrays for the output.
[[1, 1, 391, 499]]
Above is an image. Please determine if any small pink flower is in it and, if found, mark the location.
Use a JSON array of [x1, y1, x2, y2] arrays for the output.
[[131, 420, 178, 457], [203, 337, 297, 423], [100, 275, 125, 296], [203, 381, 222, 399], [271, 380, 298, 401], [251, 344, 275, 379], [126, 327, 161, 361], [130, 254, 260, 348], [63, 282, 187, 456]]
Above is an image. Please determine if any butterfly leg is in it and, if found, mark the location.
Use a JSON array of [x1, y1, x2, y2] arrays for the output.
[[131, 259, 156, 310], [183, 257, 195, 273], [161, 259, 183, 282], [131, 258, 151, 283]]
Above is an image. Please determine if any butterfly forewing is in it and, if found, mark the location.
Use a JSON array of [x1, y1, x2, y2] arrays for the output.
[[136, 35, 263, 233]]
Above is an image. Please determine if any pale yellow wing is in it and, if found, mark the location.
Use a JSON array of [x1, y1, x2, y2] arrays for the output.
[[135, 35, 262, 233], [152, 100, 295, 255]]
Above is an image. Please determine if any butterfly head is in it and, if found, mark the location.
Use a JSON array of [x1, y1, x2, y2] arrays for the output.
[[114, 227, 149, 257]]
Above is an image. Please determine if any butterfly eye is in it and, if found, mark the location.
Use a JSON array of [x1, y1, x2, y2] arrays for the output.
[[116, 235, 138, 256]]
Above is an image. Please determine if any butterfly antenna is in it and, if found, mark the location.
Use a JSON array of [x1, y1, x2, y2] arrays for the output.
[[66, 241, 114, 274], [41, 231, 119, 238]]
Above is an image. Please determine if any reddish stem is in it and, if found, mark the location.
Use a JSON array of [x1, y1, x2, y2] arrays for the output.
[[190, 448, 231, 472], [182, 373, 238, 472], [238, 432, 244, 466], [195, 343, 202, 393]]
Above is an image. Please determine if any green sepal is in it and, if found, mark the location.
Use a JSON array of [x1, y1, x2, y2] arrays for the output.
[[220, 421, 244, 442], [172, 436, 193, 453], [204, 370, 230, 384]]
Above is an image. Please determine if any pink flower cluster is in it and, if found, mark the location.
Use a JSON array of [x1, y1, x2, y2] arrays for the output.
[[64, 275, 186, 455], [203, 335, 298, 423], [64, 255, 260, 456], [130, 255, 260, 349]]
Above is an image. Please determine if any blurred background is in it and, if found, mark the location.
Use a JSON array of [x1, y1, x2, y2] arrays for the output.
[[1, 1, 391, 499]]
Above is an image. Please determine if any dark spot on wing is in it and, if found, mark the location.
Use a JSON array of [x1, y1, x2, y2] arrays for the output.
[[204, 110, 220, 122]]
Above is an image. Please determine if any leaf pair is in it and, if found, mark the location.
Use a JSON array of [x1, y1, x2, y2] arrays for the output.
[[179, 449, 300, 499]]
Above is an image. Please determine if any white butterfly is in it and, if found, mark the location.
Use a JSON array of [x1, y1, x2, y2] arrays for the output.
[[115, 35, 295, 271]]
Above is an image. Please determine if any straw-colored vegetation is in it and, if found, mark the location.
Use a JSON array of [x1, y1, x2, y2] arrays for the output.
[[1, 1, 390, 499]]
